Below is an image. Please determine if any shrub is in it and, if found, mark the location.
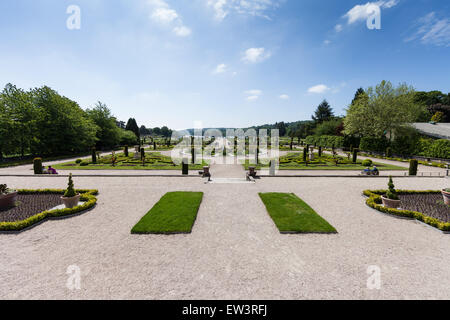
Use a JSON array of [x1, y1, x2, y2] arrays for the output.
[[92, 148, 97, 164], [303, 147, 308, 162], [33, 158, 43, 174], [124, 145, 129, 157], [386, 176, 399, 200], [360, 136, 389, 153], [409, 159, 418, 176], [80, 161, 89, 166], [64, 174, 77, 198], [362, 159, 373, 167], [385, 147, 392, 157], [431, 111, 444, 123], [352, 148, 359, 163], [75, 159, 82, 164]]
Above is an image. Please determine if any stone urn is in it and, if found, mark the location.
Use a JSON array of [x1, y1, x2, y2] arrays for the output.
[[442, 189, 450, 206], [381, 196, 401, 209], [61, 194, 81, 209], [0, 191, 18, 209]]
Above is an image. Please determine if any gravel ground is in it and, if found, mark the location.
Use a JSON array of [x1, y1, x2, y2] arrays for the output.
[[0, 174, 449, 300]]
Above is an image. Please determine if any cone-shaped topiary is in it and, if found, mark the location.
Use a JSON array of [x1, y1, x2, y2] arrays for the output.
[[64, 173, 77, 198], [409, 159, 418, 176], [92, 147, 97, 164], [386, 176, 399, 200], [33, 158, 43, 174]]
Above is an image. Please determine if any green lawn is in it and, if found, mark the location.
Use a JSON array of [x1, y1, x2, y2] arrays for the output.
[[53, 152, 206, 170], [131, 192, 204, 234], [245, 152, 406, 171], [259, 193, 337, 234]]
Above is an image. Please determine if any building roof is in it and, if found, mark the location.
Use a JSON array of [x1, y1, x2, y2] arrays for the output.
[[412, 123, 450, 140]]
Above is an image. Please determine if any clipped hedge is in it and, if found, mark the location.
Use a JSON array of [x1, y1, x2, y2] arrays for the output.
[[305, 135, 344, 149], [363, 189, 450, 232], [0, 189, 98, 232]]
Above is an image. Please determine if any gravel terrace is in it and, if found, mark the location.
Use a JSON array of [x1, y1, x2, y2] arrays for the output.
[[0, 174, 449, 300]]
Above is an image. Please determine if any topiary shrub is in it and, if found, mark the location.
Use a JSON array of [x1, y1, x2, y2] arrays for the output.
[[92, 148, 97, 164], [124, 145, 129, 157], [352, 148, 359, 163], [303, 147, 308, 162], [386, 176, 399, 200], [80, 161, 89, 166], [75, 159, 82, 164], [33, 158, 43, 174], [386, 147, 392, 157], [64, 174, 77, 198], [362, 159, 373, 167], [409, 159, 418, 176]]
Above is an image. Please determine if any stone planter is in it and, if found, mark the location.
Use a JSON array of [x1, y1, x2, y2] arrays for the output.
[[442, 189, 450, 206], [381, 196, 401, 209], [0, 192, 18, 209], [61, 194, 81, 209]]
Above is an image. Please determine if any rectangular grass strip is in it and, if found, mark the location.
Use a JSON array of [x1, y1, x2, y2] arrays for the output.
[[259, 193, 337, 234], [131, 192, 204, 234]]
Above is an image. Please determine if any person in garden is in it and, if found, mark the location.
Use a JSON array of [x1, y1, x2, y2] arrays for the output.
[[47, 166, 58, 174]]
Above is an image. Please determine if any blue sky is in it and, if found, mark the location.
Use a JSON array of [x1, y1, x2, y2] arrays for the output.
[[0, 0, 449, 129]]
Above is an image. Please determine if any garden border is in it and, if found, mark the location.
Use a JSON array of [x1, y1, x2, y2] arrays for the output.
[[363, 189, 450, 232], [0, 189, 98, 232]]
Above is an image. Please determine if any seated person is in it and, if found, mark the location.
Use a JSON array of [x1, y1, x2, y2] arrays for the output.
[[42, 166, 49, 174], [47, 166, 58, 175], [372, 166, 379, 173]]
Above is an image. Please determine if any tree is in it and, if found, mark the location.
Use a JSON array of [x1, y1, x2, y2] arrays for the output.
[[275, 122, 287, 136], [312, 100, 334, 124], [119, 129, 139, 145], [126, 118, 140, 139], [153, 127, 161, 136], [314, 118, 344, 136], [344, 80, 426, 140], [160, 126, 171, 137], [351, 88, 365, 105], [86, 102, 121, 149]]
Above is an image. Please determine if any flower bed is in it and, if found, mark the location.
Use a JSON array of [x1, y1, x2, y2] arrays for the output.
[[363, 189, 450, 232], [0, 189, 98, 232]]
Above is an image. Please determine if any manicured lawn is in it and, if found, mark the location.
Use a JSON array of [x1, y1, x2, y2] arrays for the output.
[[131, 192, 204, 234], [245, 152, 406, 170], [53, 152, 206, 170], [259, 193, 337, 233]]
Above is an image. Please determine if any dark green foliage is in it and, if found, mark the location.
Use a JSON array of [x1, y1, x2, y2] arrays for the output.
[[386, 176, 399, 200], [80, 161, 89, 166], [124, 145, 129, 157], [386, 147, 392, 157], [182, 161, 189, 175], [362, 159, 373, 167], [75, 159, 82, 164], [119, 129, 138, 146], [125, 118, 140, 140], [64, 174, 77, 198], [33, 158, 43, 174], [318, 146, 322, 157], [303, 147, 308, 162], [140, 148, 145, 161], [409, 159, 418, 176], [154, 142, 157, 150], [352, 148, 359, 163], [91, 148, 97, 164], [312, 100, 334, 124], [360, 136, 389, 153], [305, 135, 344, 149], [86, 102, 120, 149]]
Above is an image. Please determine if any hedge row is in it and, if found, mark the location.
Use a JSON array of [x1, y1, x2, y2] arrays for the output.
[[363, 190, 450, 232], [305, 135, 344, 148], [0, 189, 98, 232]]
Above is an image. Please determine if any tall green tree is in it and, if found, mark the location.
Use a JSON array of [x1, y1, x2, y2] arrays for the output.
[[312, 100, 334, 124], [344, 81, 426, 140], [126, 118, 140, 140], [86, 101, 121, 149]]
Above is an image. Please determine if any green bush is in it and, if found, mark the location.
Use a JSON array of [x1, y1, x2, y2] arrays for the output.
[[386, 176, 399, 200], [64, 174, 77, 198], [385, 147, 392, 157], [92, 148, 97, 164], [75, 159, 82, 164], [352, 148, 359, 163], [409, 159, 418, 176], [33, 158, 43, 174], [124, 145, 129, 157], [362, 159, 373, 167], [80, 161, 89, 166], [360, 136, 389, 153]]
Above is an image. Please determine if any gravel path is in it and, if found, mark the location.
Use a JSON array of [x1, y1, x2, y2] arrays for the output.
[[0, 175, 449, 300]]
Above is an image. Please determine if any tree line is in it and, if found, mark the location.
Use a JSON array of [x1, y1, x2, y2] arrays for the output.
[[0, 83, 172, 160]]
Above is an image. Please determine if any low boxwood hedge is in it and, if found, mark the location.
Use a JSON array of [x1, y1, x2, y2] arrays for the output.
[[0, 189, 98, 232], [363, 189, 450, 232]]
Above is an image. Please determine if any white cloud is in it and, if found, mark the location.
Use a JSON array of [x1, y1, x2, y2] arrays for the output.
[[245, 89, 262, 101], [242, 47, 271, 63], [173, 26, 191, 37], [207, 0, 282, 21], [343, 1, 398, 25], [151, 7, 178, 23], [147, 0, 192, 36], [323, 39, 331, 45], [405, 12, 450, 47], [279, 94, 289, 100], [334, 24, 343, 32], [213, 63, 227, 74], [308, 84, 330, 94]]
